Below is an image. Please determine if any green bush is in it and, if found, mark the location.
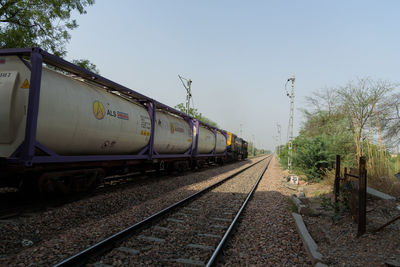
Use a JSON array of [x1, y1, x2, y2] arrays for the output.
[[292, 135, 332, 181]]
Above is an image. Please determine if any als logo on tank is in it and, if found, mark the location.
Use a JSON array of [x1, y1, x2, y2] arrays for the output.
[[92, 100, 129, 120]]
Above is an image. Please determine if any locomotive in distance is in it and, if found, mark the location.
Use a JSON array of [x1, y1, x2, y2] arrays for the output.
[[0, 48, 248, 194]]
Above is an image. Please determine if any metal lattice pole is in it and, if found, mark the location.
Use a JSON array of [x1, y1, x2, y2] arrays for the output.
[[285, 76, 295, 172], [178, 75, 192, 115], [252, 134, 255, 156], [277, 123, 282, 156]]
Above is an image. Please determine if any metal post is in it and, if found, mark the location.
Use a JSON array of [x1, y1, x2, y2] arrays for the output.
[[334, 155, 341, 203], [178, 75, 192, 115], [358, 156, 367, 236], [285, 76, 295, 171], [21, 49, 43, 165], [252, 134, 255, 156], [193, 120, 200, 155], [148, 101, 156, 159], [277, 123, 282, 156]]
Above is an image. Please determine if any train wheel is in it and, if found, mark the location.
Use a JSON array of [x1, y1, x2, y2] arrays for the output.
[[19, 175, 40, 196], [38, 173, 71, 195], [37, 168, 105, 195]]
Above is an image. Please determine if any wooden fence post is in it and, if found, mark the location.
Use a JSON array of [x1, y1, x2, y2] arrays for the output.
[[358, 156, 367, 236], [334, 155, 341, 203]]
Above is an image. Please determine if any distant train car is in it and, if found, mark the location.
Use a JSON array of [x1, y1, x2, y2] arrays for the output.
[[226, 132, 248, 161], [0, 48, 248, 194]]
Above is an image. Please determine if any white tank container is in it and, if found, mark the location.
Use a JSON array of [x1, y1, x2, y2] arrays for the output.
[[215, 131, 227, 153], [0, 56, 192, 157], [196, 125, 216, 154], [154, 111, 192, 154]]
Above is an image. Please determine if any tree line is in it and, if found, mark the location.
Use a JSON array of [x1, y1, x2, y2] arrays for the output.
[[279, 78, 400, 182], [0, 0, 98, 72]]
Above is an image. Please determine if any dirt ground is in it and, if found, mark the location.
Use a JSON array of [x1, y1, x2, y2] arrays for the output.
[[283, 167, 400, 266]]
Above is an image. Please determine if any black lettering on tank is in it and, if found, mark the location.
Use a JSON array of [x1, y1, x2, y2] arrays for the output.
[[140, 115, 151, 130]]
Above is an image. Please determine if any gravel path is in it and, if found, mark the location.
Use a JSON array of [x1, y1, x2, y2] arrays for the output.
[[0, 158, 261, 266], [95, 158, 270, 266], [220, 156, 312, 266]]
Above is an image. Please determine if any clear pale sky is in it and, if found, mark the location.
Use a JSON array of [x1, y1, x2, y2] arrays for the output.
[[65, 1, 400, 151]]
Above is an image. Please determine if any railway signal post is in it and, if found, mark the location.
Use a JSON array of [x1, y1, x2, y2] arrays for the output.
[[285, 76, 295, 172], [178, 75, 192, 115]]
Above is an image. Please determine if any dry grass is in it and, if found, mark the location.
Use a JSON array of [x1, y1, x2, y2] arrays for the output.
[[368, 175, 400, 198]]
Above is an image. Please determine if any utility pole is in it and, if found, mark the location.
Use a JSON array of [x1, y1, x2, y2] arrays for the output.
[[277, 123, 282, 156], [252, 134, 255, 156], [178, 75, 192, 115], [272, 135, 278, 153], [285, 75, 295, 172]]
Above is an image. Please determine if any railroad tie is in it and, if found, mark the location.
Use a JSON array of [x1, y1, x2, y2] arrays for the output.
[[210, 224, 225, 229], [211, 217, 231, 222], [154, 226, 172, 232], [116, 246, 140, 255], [175, 258, 204, 266], [186, 244, 214, 250], [184, 207, 200, 212], [198, 233, 221, 238], [137, 235, 165, 243], [167, 218, 184, 223]]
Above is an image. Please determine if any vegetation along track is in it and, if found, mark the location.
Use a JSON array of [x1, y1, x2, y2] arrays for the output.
[[54, 155, 272, 266]]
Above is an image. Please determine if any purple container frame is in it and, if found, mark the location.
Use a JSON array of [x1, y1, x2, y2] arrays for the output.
[[0, 48, 227, 167]]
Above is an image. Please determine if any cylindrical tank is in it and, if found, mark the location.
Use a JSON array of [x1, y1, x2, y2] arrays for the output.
[[0, 56, 193, 157], [215, 131, 227, 153], [154, 111, 192, 154], [196, 125, 216, 154]]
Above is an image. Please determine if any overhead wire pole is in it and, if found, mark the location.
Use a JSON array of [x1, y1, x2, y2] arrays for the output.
[[178, 75, 192, 115], [285, 76, 295, 172], [252, 134, 255, 156], [277, 123, 282, 156]]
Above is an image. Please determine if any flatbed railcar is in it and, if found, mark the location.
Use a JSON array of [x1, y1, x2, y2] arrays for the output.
[[0, 48, 248, 194]]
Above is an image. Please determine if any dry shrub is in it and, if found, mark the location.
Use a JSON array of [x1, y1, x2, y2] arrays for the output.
[[322, 169, 336, 187], [368, 175, 400, 198]]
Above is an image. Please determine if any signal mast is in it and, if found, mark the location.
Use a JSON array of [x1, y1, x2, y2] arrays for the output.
[[178, 75, 192, 115], [285, 76, 295, 172]]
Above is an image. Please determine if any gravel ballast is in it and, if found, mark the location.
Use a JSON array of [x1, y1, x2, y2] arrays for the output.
[[220, 156, 312, 266], [96, 158, 270, 266], [0, 158, 262, 266]]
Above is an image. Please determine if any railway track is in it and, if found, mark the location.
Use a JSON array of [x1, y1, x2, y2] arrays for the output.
[[54, 155, 272, 266], [0, 159, 255, 220]]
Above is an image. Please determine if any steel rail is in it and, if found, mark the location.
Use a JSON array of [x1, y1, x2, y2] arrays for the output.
[[53, 156, 270, 267], [206, 156, 272, 266]]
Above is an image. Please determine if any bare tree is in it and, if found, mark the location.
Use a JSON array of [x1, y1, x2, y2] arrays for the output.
[[305, 87, 339, 115], [382, 93, 400, 147], [338, 78, 396, 159]]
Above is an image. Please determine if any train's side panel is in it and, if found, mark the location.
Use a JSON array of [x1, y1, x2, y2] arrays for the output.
[[154, 112, 192, 154], [215, 131, 227, 153], [196, 126, 215, 154], [0, 56, 29, 157], [37, 70, 151, 155], [0, 56, 153, 157]]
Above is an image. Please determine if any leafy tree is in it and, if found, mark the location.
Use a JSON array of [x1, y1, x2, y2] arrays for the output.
[[279, 78, 399, 184], [72, 58, 99, 73], [0, 0, 94, 57], [174, 103, 219, 128]]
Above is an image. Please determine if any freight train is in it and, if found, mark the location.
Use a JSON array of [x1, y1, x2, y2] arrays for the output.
[[0, 48, 248, 194]]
